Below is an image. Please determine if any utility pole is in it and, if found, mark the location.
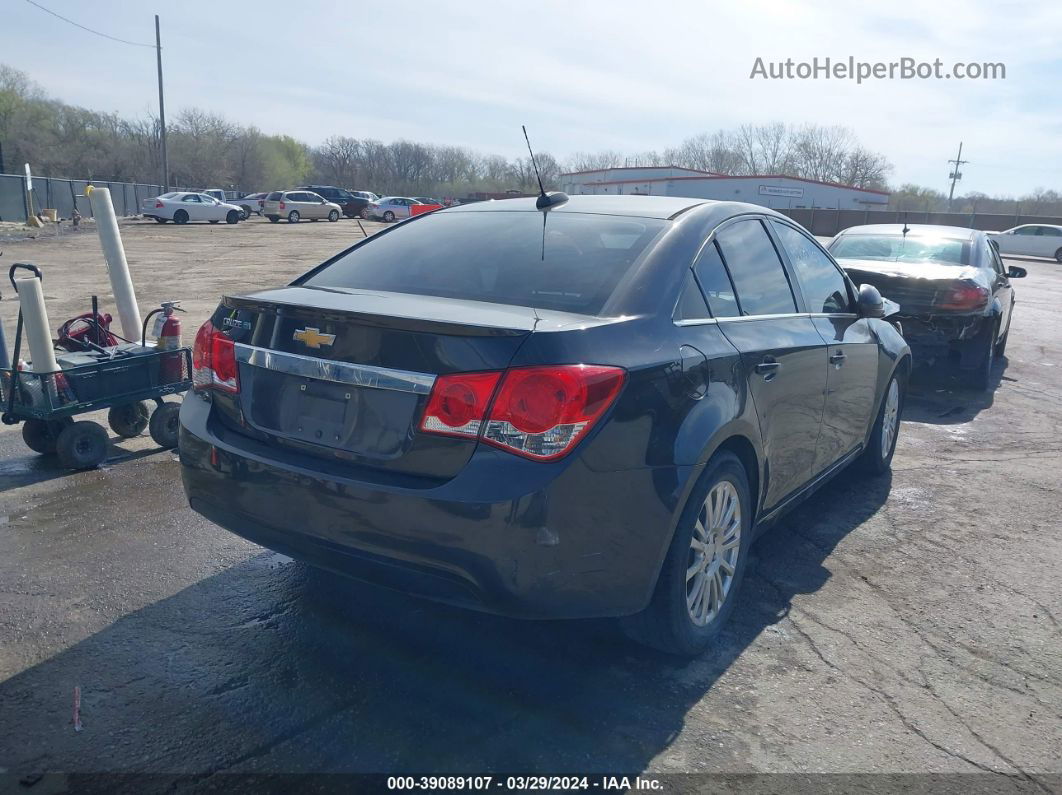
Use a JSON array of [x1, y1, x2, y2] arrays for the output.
[[947, 142, 968, 211], [155, 15, 169, 192]]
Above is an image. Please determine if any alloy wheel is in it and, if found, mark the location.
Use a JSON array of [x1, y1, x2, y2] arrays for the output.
[[881, 377, 899, 459], [686, 480, 742, 626]]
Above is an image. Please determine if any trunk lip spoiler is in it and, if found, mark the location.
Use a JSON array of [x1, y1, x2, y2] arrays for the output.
[[234, 343, 436, 395]]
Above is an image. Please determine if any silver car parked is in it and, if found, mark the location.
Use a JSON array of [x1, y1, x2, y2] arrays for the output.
[[263, 191, 343, 224], [366, 197, 423, 222]]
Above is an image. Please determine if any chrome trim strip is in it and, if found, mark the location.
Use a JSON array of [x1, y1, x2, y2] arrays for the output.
[[714, 312, 808, 323], [234, 344, 436, 395]]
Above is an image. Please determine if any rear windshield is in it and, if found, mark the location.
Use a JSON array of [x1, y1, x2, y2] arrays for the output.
[[267, 191, 283, 200], [830, 234, 970, 266], [301, 211, 668, 315]]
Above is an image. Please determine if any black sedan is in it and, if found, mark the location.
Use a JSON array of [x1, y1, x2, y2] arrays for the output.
[[180, 195, 910, 655], [828, 224, 1027, 390]]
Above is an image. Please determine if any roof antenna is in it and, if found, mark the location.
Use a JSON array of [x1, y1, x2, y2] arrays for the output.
[[902, 212, 910, 238], [522, 125, 568, 211]]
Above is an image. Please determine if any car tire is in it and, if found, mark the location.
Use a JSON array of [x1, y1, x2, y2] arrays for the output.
[[288, 211, 300, 224], [227, 210, 240, 224], [995, 314, 1012, 358], [966, 321, 998, 391], [56, 421, 109, 470], [360, 209, 370, 220], [240, 206, 252, 219], [268, 216, 279, 223], [383, 211, 395, 222], [1055, 247, 1062, 263], [108, 402, 150, 438], [328, 210, 340, 222], [209, 220, 219, 224], [22, 417, 73, 455], [149, 402, 181, 449], [620, 451, 752, 656], [860, 370, 903, 475], [173, 210, 189, 225]]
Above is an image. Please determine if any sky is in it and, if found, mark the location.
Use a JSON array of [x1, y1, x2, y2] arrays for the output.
[[2, 0, 1060, 196]]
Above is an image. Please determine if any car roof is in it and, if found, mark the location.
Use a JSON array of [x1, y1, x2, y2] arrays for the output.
[[444, 194, 790, 222], [836, 223, 983, 240]]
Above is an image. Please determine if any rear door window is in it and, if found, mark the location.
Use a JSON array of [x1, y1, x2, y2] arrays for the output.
[[301, 211, 667, 315], [714, 220, 797, 316], [771, 222, 852, 314], [692, 241, 740, 318], [675, 272, 711, 322]]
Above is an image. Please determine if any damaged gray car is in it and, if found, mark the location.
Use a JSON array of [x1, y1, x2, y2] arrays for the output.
[[828, 224, 1026, 390]]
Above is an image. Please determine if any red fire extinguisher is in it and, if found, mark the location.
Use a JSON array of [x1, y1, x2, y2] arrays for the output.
[[148, 301, 186, 384]]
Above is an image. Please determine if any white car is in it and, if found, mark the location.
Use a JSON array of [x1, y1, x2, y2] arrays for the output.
[[989, 224, 1062, 263], [142, 192, 244, 225], [366, 196, 424, 222]]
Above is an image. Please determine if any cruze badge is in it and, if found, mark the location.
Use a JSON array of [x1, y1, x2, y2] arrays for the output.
[[293, 327, 336, 349]]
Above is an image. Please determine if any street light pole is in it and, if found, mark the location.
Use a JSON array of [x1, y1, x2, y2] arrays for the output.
[[155, 15, 169, 192]]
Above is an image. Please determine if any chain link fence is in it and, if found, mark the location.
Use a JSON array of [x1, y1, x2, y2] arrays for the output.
[[4, 174, 1061, 236], [0, 174, 164, 223]]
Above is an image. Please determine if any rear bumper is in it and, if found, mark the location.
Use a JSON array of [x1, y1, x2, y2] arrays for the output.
[[897, 313, 992, 368], [179, 395, 683, 619]]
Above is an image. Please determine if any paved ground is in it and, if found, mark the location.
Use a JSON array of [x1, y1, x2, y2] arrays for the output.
[[0, 218, 1059, 788]]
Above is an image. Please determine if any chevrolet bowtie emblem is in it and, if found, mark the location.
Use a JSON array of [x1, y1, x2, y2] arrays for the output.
[[293, 327, 336, 349]]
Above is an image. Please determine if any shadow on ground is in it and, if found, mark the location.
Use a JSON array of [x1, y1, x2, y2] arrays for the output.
[[901, 356, 1009, 425], [0, 469, 892, 783]]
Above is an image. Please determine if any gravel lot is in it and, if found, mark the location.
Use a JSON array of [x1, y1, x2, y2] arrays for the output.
[[0, 217, 1059, 789]]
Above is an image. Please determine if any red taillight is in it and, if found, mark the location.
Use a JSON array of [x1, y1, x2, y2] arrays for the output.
[[192, 320, 239, 394], [937, 282, 989, 311], [279, 201, 286, 210], [419, 364, 625, 460], [155, 201, 164, 208], [420, 371, 502, 439]]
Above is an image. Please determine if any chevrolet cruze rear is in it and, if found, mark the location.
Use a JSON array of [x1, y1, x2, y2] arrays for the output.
[[181, 195, 910, 655]]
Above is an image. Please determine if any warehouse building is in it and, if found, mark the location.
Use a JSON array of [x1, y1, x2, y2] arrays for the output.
[[558, 166, 889, 210]]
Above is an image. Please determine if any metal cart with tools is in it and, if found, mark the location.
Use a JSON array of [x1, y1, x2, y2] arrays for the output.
[[0, 263, 192, 470]]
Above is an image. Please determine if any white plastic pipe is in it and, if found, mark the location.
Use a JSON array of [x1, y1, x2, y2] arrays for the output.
[[88, 186, 142, 341], [16, 277, 60, 374]]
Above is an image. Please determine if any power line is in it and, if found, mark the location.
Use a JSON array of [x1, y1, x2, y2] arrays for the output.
[[23, 0, 156, 48]]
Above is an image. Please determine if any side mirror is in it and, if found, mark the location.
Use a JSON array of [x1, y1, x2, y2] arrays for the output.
[[1007, 265, 1027, 278], [857, 283, 885, 318]]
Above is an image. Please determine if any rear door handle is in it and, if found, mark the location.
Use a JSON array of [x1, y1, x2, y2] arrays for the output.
[[829, 350, 847, 365]]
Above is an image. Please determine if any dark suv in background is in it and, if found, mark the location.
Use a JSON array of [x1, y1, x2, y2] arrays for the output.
[[297, 185, 370, 219]]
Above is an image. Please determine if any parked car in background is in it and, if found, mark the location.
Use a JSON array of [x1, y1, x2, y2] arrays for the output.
[[233, 192, 268, 219], [262, 191, 342, 224], [141, 192, 243, 225], [366, 196, 423, 221], [297, 185, 371, 219], [180, 195, 910, 656], [351, 190, 379, 202], [413, 197, 444, 208], [203, 189, 229, 203], [829, 224, 1026, 390], [989, 224, 1062, 262]]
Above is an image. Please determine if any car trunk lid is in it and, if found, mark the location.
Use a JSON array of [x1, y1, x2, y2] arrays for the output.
[[839, 258, 990, 315], [213, 286, 541, 480]]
